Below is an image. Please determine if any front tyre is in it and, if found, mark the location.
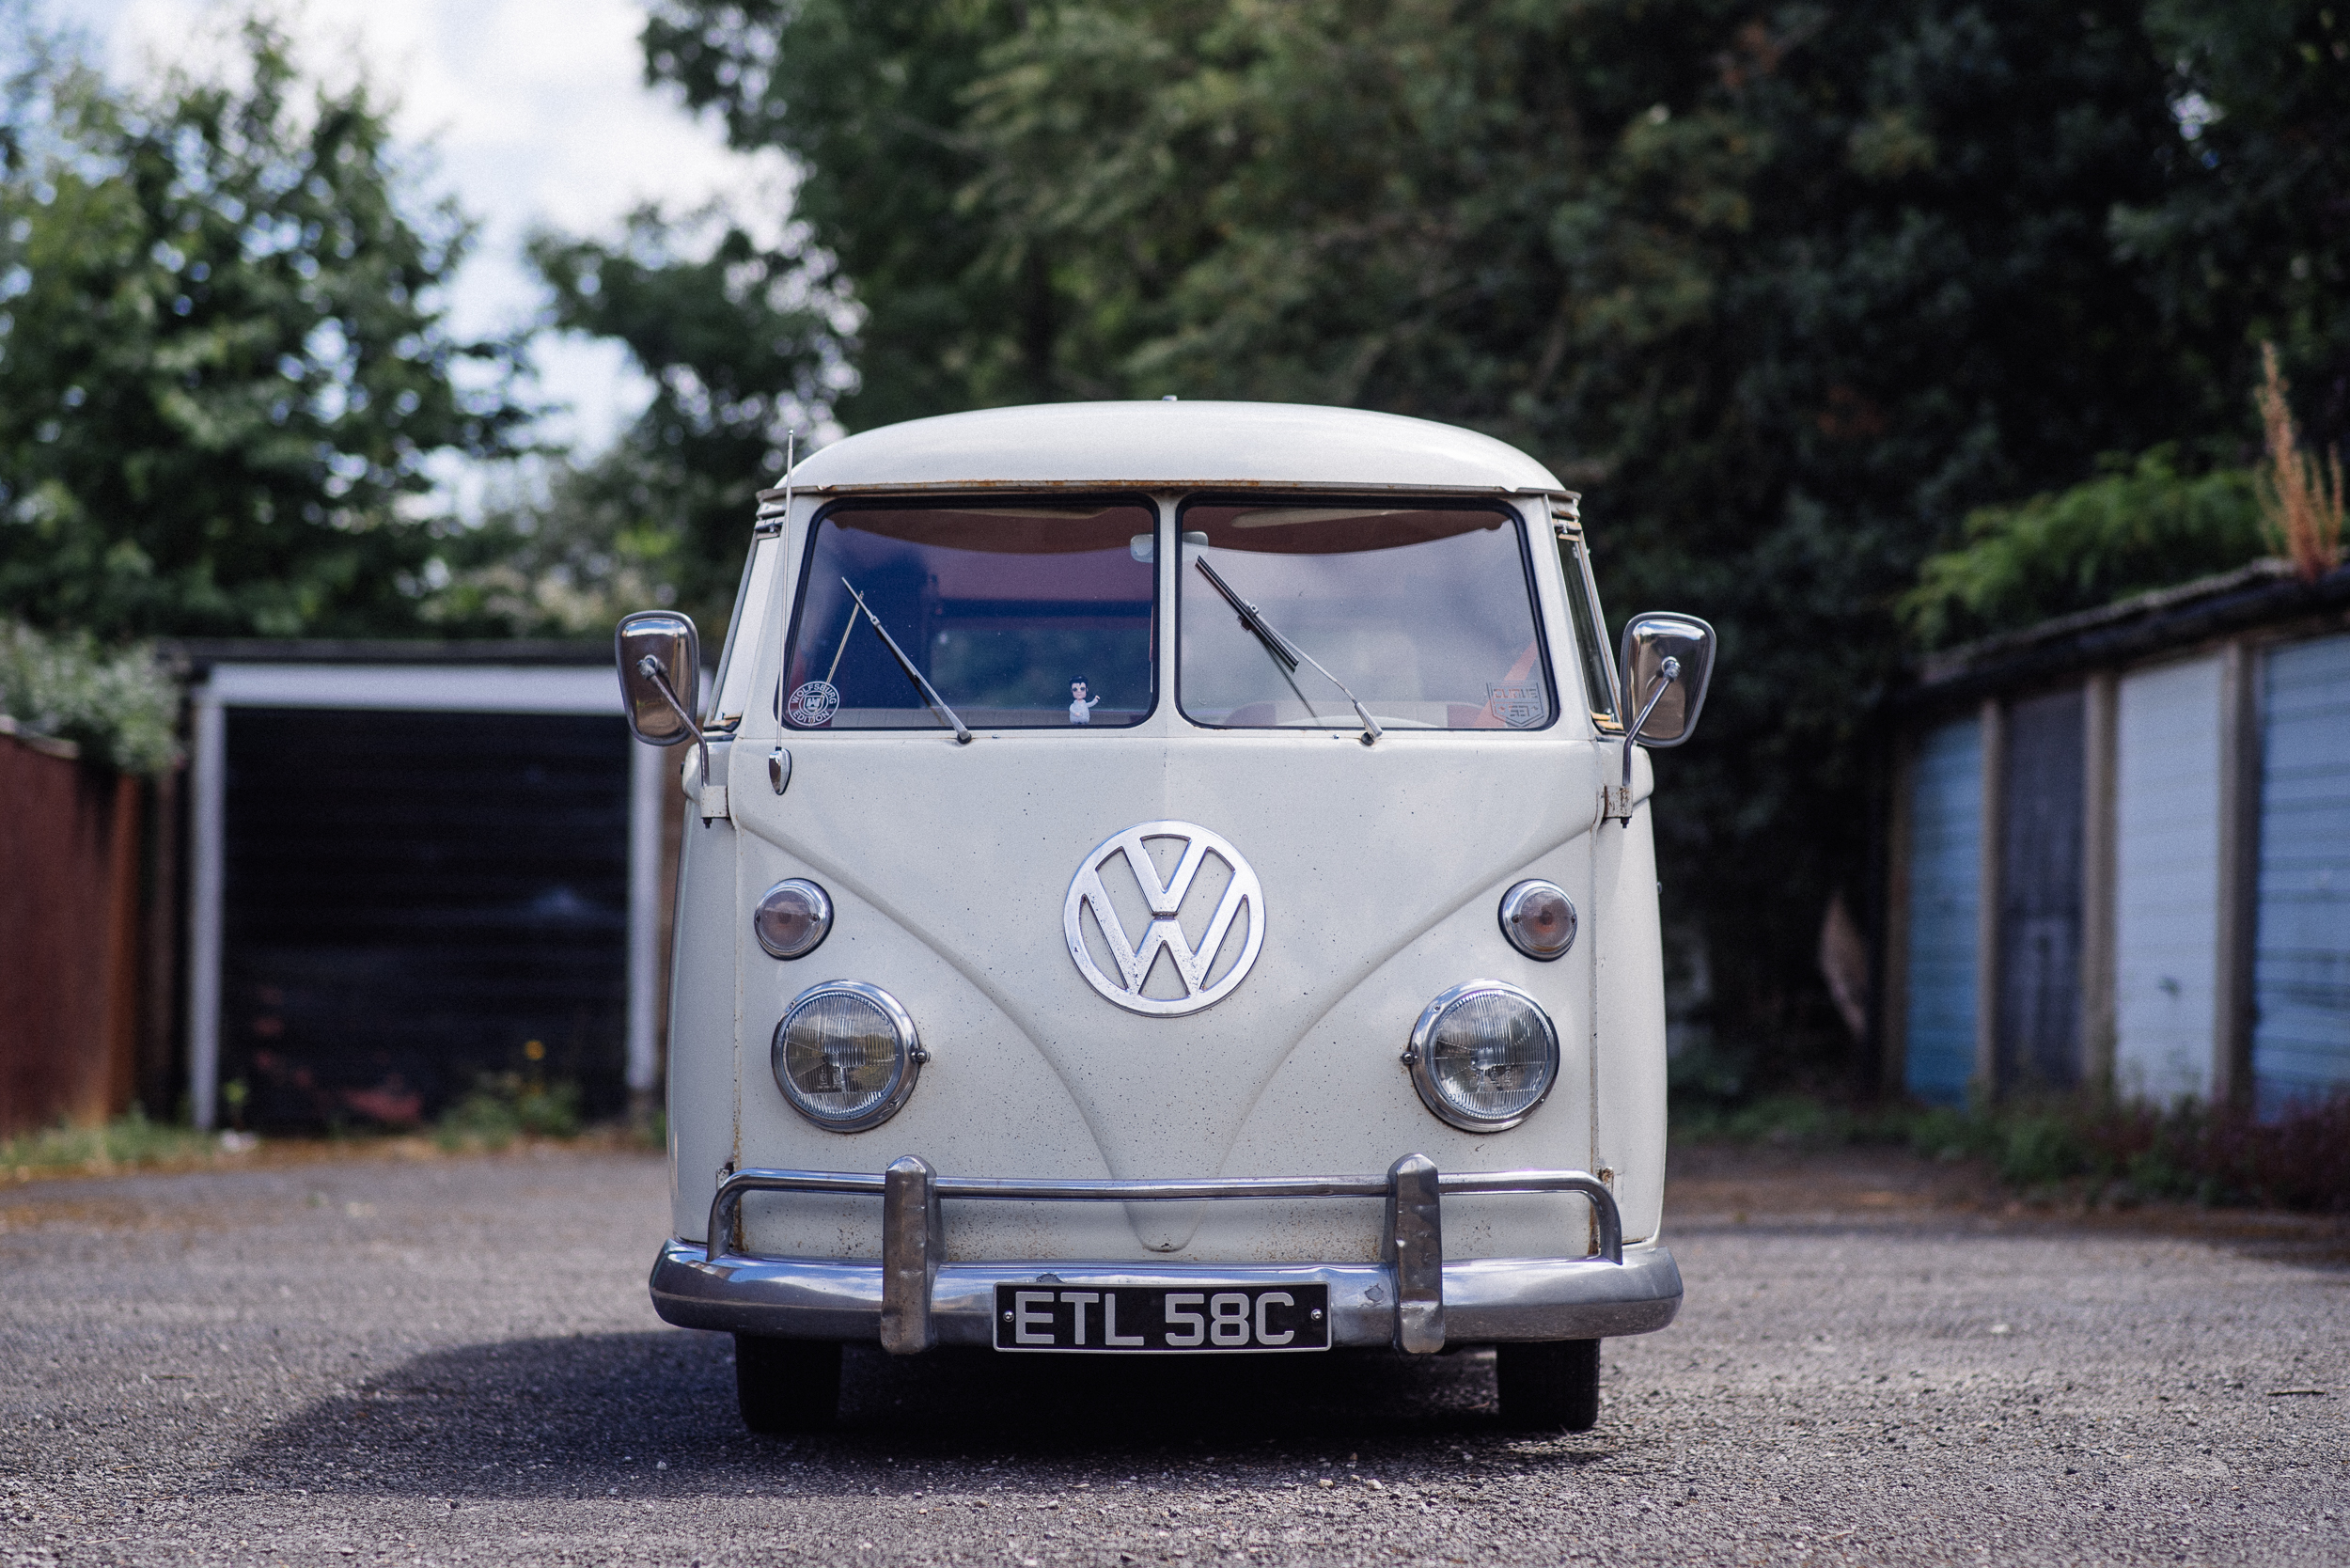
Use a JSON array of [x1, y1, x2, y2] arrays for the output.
[[734, 1335, 841, 1434], [1496, 1339, 1600, 1432]]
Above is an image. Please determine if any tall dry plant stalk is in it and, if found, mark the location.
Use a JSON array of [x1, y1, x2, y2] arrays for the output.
[[2255, 341, 2346, 581]]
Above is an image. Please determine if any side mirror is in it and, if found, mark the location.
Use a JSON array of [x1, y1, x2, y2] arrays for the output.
[[616, 611, 702, 745], [1617, 612, 1716, 747]]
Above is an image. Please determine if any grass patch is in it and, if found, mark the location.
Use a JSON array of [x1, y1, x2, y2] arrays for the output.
[[2, 1106, 247, 1177], [8, 1087, 649, 1181], [1673, 1090, 2350, 1213], [434, 1074, 584, 1152], [1670, 1092, 1916, 1149]]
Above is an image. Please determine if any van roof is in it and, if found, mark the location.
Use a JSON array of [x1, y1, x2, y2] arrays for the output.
[[764, 400, 1568, 500]]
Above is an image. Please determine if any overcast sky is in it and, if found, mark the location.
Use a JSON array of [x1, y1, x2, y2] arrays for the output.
[[59, 0, 790, 481]]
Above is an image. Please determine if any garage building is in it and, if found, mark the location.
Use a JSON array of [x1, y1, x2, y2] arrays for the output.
[[1880, 562, 2350, 1114], [175, 642, 682, 1131]]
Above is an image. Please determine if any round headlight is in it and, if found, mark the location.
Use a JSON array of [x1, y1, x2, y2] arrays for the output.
[[754, 879, 833, 960], [772, 980, 923, 1132], [1497, 880, 1577, 961], [1405, 980, 1559, 1131]]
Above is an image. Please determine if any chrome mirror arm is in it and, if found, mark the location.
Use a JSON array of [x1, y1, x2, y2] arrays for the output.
[[636, 653, 710, 789], [1618, 655, 1681, 828]]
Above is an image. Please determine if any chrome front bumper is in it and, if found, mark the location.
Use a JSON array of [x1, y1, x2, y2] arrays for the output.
[[648, 1154, 1682, 1353]]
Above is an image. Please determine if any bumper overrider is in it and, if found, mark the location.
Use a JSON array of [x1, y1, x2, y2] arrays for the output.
[[649, 1154, 1682, 1353]]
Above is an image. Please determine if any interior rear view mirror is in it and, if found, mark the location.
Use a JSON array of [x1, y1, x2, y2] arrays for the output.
[[1617, 613, 1716, 747]]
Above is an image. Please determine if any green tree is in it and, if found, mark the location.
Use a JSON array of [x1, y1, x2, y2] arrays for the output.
[[419, 451, 691, 638], [2116, 1, 2350, 450], [0, 18, 526, 639], [511, 205, 840, 633], [613, 0, 2209, 1086], [640, 1, 1054, 428], [576, 0, 2345, 1089]]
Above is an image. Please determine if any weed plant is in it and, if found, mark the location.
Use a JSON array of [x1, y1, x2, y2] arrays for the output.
[[2, 1106, 241, 1177], [2254, 341, 2346, 580], [7, 1085, 625, 1178], [1673, 1089, 2350, 1214], [433, 1074, 584, 1151]]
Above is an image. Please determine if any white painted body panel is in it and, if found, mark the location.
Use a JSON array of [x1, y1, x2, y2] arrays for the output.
[[665, 403, 1669, 1276], [783, 400, 1565, 494]]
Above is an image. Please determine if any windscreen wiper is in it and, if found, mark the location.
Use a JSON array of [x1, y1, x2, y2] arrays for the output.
[[1194, 557, 1382, 746], [840, 578, 972, 745]]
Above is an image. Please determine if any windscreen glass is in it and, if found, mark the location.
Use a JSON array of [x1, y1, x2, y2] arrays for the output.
[[1177, 501, 1553, 730], [783, 500, 1156, 730]]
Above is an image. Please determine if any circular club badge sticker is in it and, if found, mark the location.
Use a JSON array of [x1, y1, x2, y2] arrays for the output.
[[786, 681, 840, 727]]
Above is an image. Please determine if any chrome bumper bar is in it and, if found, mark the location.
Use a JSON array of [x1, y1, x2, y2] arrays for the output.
[[649, 1153, 1681, 1354]]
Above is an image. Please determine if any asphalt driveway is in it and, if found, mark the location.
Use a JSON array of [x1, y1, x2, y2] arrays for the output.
[[1, 1145, 2342, 1566]]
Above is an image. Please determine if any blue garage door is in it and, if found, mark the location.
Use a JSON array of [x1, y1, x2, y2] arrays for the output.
[[2112, 655, 2223, 1103], [1997, 688, 2086, 1089], [1905, 716, 1983, 1105], [2254, 634, 2350, 1115]]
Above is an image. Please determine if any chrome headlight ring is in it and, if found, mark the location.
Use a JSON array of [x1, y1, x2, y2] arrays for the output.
[[1403, 980, 1560, 1133], [771, 980, 925, 1133]]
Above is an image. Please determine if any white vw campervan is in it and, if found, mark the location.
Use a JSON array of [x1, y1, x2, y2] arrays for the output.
[[618, 400, 1713, 1434]]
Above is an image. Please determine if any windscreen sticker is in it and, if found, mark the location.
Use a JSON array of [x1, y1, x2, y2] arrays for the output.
[[786, 681, 840, 727], [1486, 683, 1543, 728]]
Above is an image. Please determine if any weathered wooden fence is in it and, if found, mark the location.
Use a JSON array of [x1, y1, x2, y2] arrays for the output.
[[0, 727, 142, 1137]]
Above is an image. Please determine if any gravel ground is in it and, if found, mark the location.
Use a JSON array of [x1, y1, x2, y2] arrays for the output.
[[1, 1145, 2343, 1567]]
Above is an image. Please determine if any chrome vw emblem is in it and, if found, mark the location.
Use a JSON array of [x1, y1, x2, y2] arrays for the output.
[[1063, 822, 1264, 1016]]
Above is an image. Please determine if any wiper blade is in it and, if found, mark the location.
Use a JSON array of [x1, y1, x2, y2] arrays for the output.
[[1195, 557, 1299, 671], [840, 578, 972, 745], [1194, 557, 1383, 746]]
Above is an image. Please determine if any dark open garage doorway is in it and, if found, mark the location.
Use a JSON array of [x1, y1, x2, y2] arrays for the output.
[[219, 707, 632, 1129], [182, 651, 677, 1134]]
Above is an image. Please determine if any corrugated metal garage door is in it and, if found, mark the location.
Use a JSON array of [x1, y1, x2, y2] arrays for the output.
[[221, 708, 631, 1130], [1998, 689, 2086, 1089], [1904, 716, 1982, 1105], [2113, 655, 2221, 1102], [2254, 633, 2350, 1114]]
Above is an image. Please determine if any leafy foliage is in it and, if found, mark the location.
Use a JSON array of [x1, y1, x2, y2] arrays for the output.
[[0, 617, 180, 775], [2116, 1, 2350, 453], [0, 1105, 246, 1177], [0, 19, 527, 640], [423, 452, 691, 636], [563, 0, 2350, 1089], [1899, 449, 2266, 649], [490, 207, 844, 633], [1674, 1089, 2350, 1212], [434, 1073, 584, 1151], [640, 1, 1055, 429]]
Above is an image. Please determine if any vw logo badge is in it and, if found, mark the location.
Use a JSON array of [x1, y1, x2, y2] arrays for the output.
[[1064, 822, 1264, 1016]]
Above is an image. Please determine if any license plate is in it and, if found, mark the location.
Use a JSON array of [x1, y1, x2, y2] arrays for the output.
[[992, 1283, 1329, 1353]]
